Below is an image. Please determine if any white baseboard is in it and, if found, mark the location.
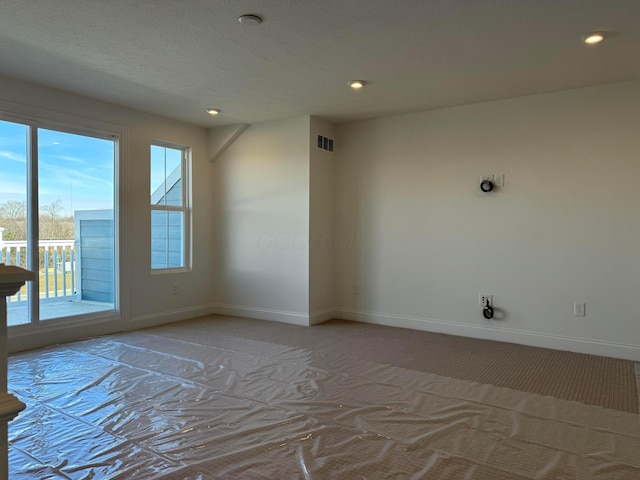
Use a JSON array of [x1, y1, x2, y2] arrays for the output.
[[14, 302, 636, 361], [212, 303, 310, 326], [309, 308, 335, 326], [129, 304, 217, 330], [335, 308, 640, 362], [8, 313, 126, 353]]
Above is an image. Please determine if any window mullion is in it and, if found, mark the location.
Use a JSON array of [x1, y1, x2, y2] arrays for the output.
[[151, 205, 184, 212], [163, 147, 168, 205], [27, 125, 40, 325]]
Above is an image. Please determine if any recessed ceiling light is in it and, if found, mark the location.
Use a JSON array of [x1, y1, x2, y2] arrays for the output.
[[238, 14, 263, 25], [348, 80, 366, 90], [206, 108, 221, 116], [582, 31, 607, 45]]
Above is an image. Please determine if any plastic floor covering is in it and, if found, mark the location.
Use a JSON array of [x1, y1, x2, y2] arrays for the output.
[[8, 319, 640, 479]]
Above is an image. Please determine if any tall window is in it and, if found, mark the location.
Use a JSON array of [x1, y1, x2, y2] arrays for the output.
[[0, 117, 118, 327], [150, 143, 190, 270]]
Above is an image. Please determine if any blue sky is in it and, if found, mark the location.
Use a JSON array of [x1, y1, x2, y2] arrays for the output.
[[0, 120, 114, 215]]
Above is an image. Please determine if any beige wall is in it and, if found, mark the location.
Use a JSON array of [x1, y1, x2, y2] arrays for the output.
[[210, 116, 335, 326], [4, 71, 638, 360], [309, 118, 336, 323], [334, 81, 640, 360], [210, 117, 311, 324]]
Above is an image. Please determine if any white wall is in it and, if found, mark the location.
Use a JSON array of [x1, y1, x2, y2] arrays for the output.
[[210, 117, 311, 325], [0, 74, 214, 351], [5, 72, 637, 361], [334, 81, 640, 360], [309, 118, 336, 324]]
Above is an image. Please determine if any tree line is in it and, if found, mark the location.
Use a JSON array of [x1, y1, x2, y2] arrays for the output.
[[0, 200, 74, 241]]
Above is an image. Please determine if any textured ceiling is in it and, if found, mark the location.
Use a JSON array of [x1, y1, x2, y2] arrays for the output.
[[0, 0, 638, 127]]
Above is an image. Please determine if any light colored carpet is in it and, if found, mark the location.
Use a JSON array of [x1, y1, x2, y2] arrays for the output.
[[190, 315, 639, 413]]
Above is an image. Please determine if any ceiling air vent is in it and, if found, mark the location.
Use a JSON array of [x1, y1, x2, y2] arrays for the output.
[[317, 134, 334, 153]]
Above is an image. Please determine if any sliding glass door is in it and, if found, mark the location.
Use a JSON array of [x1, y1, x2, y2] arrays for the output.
[[0, 117, 118, 327]]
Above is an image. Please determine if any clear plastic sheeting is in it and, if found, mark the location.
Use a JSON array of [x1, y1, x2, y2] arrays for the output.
[[8, 322, 640, 479]]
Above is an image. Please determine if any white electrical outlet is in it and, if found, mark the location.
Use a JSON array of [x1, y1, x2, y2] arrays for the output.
[[479, 294, 493, 306], [353, 283, 361, 295], [573, 302, 585, 317], [479, 174, 505, 187], [171, 283, 180, 295]]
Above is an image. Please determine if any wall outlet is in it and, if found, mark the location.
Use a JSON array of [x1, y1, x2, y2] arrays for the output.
[[479, 174, 505, 187], [479, 294, 492, 306], [353, 283, 361, 295], [171, 283, 180, 295], [573, 302, 585, 317]]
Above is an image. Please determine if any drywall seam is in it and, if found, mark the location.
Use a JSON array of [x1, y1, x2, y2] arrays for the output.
[[129, 303, 217, 329], [212, 303, 310, 326], [309, 308, 335, 325], [336, 308, 640, 362], [209, 123, 249, 162]]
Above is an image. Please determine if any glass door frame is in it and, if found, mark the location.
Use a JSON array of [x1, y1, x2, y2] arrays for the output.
[[0, 110, 123, 333]]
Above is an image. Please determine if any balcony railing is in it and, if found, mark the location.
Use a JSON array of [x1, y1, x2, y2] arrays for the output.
[[0, 240, 77, 304]]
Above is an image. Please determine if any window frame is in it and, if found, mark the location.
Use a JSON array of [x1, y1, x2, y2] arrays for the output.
[[0, 110, 122, 331], [150, 141, 192, 273]]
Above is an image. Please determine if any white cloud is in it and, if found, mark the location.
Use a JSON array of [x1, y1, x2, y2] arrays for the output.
[[0, 151, 26, 163], [39, 161, 111, 189], [54, 155, 86, 164]]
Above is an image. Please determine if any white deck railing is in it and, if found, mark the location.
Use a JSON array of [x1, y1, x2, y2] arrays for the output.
[[0, 240, 76, 304]]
